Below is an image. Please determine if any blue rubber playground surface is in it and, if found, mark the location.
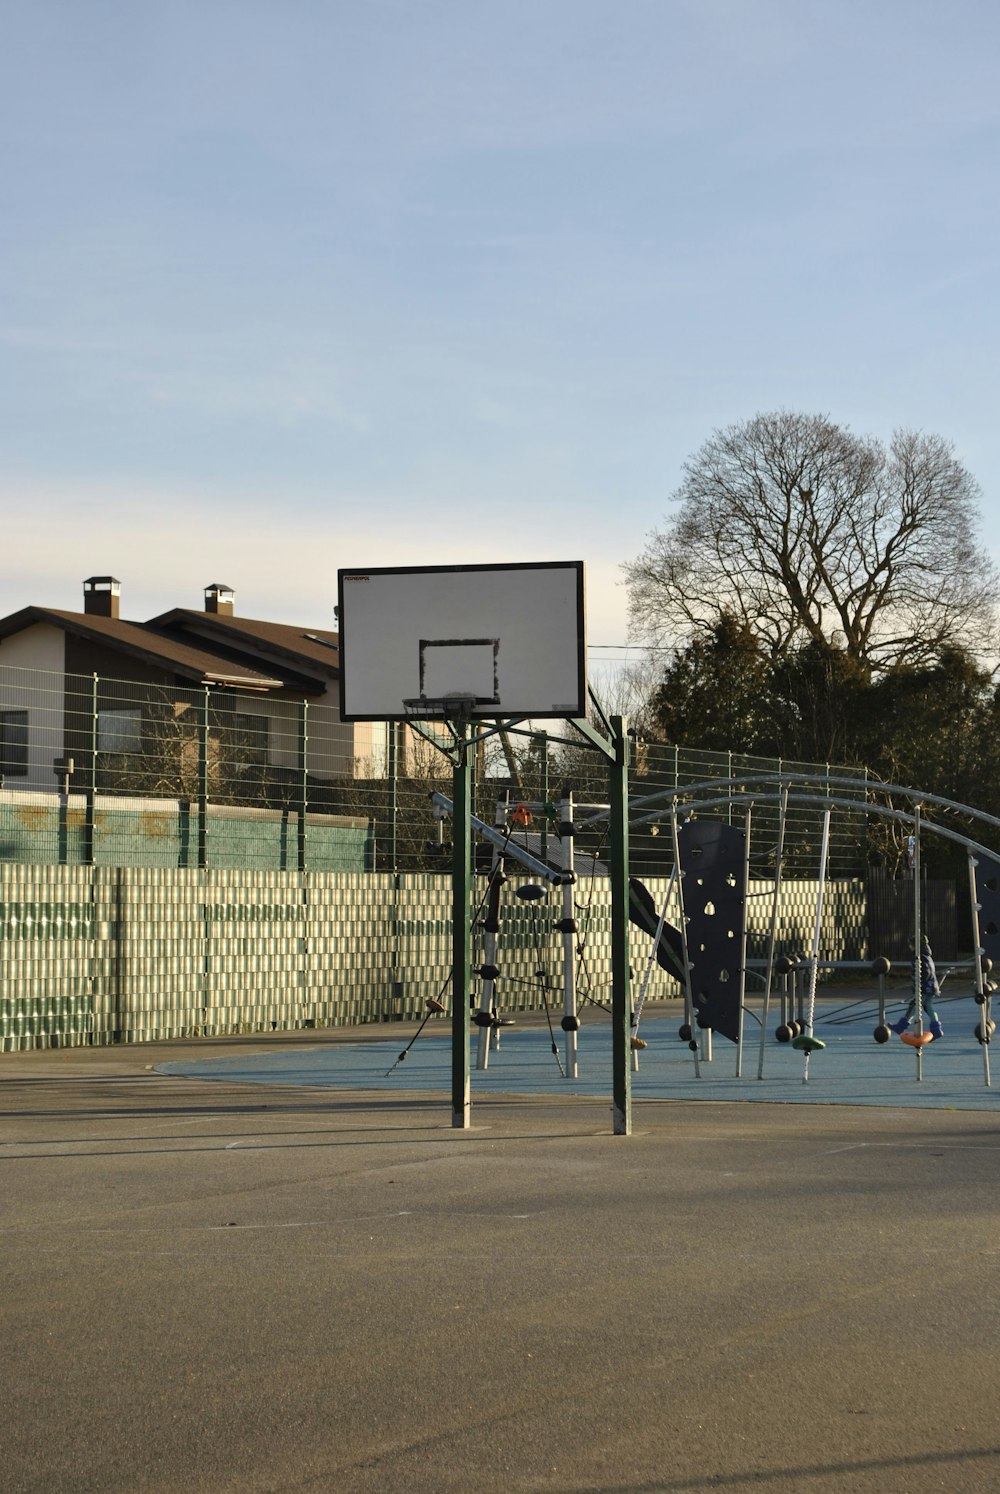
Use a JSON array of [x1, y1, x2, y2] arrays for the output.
[[160, 1004, 999, 1110]]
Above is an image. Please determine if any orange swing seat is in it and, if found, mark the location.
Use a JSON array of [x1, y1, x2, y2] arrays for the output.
[[900, 1030, 934, 1048]]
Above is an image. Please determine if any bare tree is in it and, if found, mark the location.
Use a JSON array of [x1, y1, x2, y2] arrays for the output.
[[624, 412, 998, 672], [588, 654, 662, 729]]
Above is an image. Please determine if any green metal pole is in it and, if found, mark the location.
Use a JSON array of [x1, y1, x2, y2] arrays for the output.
[[84, 673, 97, 865], [198, 686, 209, 870], [537, 731, 549, 864], [452, 723, 473, 1129], [297, 700, 307, 873], [609, 715, 632, 1135], [387, 722, 398, 872]]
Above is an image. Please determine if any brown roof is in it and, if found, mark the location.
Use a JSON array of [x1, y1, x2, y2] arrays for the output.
[[0, 608, 283, 689], [148, 609, 340, 681]]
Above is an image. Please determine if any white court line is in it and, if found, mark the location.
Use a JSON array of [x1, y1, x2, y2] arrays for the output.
[[823, 1140, 1000, 1155]]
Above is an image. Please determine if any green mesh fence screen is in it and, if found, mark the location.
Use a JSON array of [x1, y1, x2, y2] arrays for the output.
[[0, 864, 866, 1051]]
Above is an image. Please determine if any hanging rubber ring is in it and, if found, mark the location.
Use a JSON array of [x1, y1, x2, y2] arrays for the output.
[[791, 1034, 825, 1052]]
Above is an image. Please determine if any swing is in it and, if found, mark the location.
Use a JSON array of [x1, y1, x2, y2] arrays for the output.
[[791, 1033, 825, 1053], [900, 1030, 934, 1048]]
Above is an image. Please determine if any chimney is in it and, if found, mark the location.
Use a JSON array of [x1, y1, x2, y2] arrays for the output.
[[83, 576, 121, 619], [204, 583, 235, 617]]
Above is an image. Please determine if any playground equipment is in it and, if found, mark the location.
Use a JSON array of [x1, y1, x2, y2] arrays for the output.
[[442, 769, 1000, 1095], [616, 771, 1000, 1089], [431, 791, 714, 1081], [338, 561, 999, 1128]]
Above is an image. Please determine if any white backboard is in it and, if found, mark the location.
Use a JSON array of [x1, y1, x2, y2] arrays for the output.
[[337, 562, 587, 721]]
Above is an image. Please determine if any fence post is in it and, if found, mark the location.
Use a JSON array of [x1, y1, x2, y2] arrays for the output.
[[537, 730, 549, 862], [56, 755, 70, 865], [84, 673, 97, 864], [114, 865, 125, 1042], [387, 722, 398, 872], [297, 700, 308, 873], [198, 686, 209, 869]]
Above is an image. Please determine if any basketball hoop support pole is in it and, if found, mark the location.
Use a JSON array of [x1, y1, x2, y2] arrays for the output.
[[451, 721, 473, 1128], [573, 714, 632, 1136], [608, 716, 632, 1136]]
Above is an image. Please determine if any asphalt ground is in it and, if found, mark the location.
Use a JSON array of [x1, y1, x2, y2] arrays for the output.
[[2, 1005, 1000, 1493]]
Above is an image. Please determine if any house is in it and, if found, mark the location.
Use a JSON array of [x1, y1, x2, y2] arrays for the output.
[[0, 577, 387, 798]]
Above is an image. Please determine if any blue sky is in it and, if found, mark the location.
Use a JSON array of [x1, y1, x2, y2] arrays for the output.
[[3, 0, 999, 679]]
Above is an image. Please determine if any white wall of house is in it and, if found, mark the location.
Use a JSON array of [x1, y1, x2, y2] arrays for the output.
[[345, 719, 388, 778], [303, 686, 387, 779], [0, 623, 65, 674], [0, 627, 66, 791]]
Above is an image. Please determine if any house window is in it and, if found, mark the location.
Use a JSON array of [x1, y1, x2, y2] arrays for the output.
[[0, 709, 29, 777], [230, 713, 269, 767], [97, 708, 142, 755]]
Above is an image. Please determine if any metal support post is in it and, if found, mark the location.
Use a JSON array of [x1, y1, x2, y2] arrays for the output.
[[912, 803, 925, 1081], [55, 755, 73, 864], [735, 804, 752, 1077], [84, 673, 97, 865], [560, 789, 578, 1078], [609, 716, 631, 1135], [297, 700, 308, 873], [538, 732, 549, 864], [198, 686, 209, 869], [757, 782, 788, 1080], [968, 853, 991, 1087], [387, 722, 399, 872], [451, 724, 473, 1129], [802, 805, 832, 1083], [476, 798, 508, 1071]]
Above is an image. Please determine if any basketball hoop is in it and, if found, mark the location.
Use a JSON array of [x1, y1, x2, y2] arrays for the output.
[[336, 563, 586, 722], [402, 693, 479, 724]]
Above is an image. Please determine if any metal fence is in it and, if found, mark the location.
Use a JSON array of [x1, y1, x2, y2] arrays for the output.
[[0, 662, 381, 871], [0, 662, 878, 876], [0, 664, 897, 1051]]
